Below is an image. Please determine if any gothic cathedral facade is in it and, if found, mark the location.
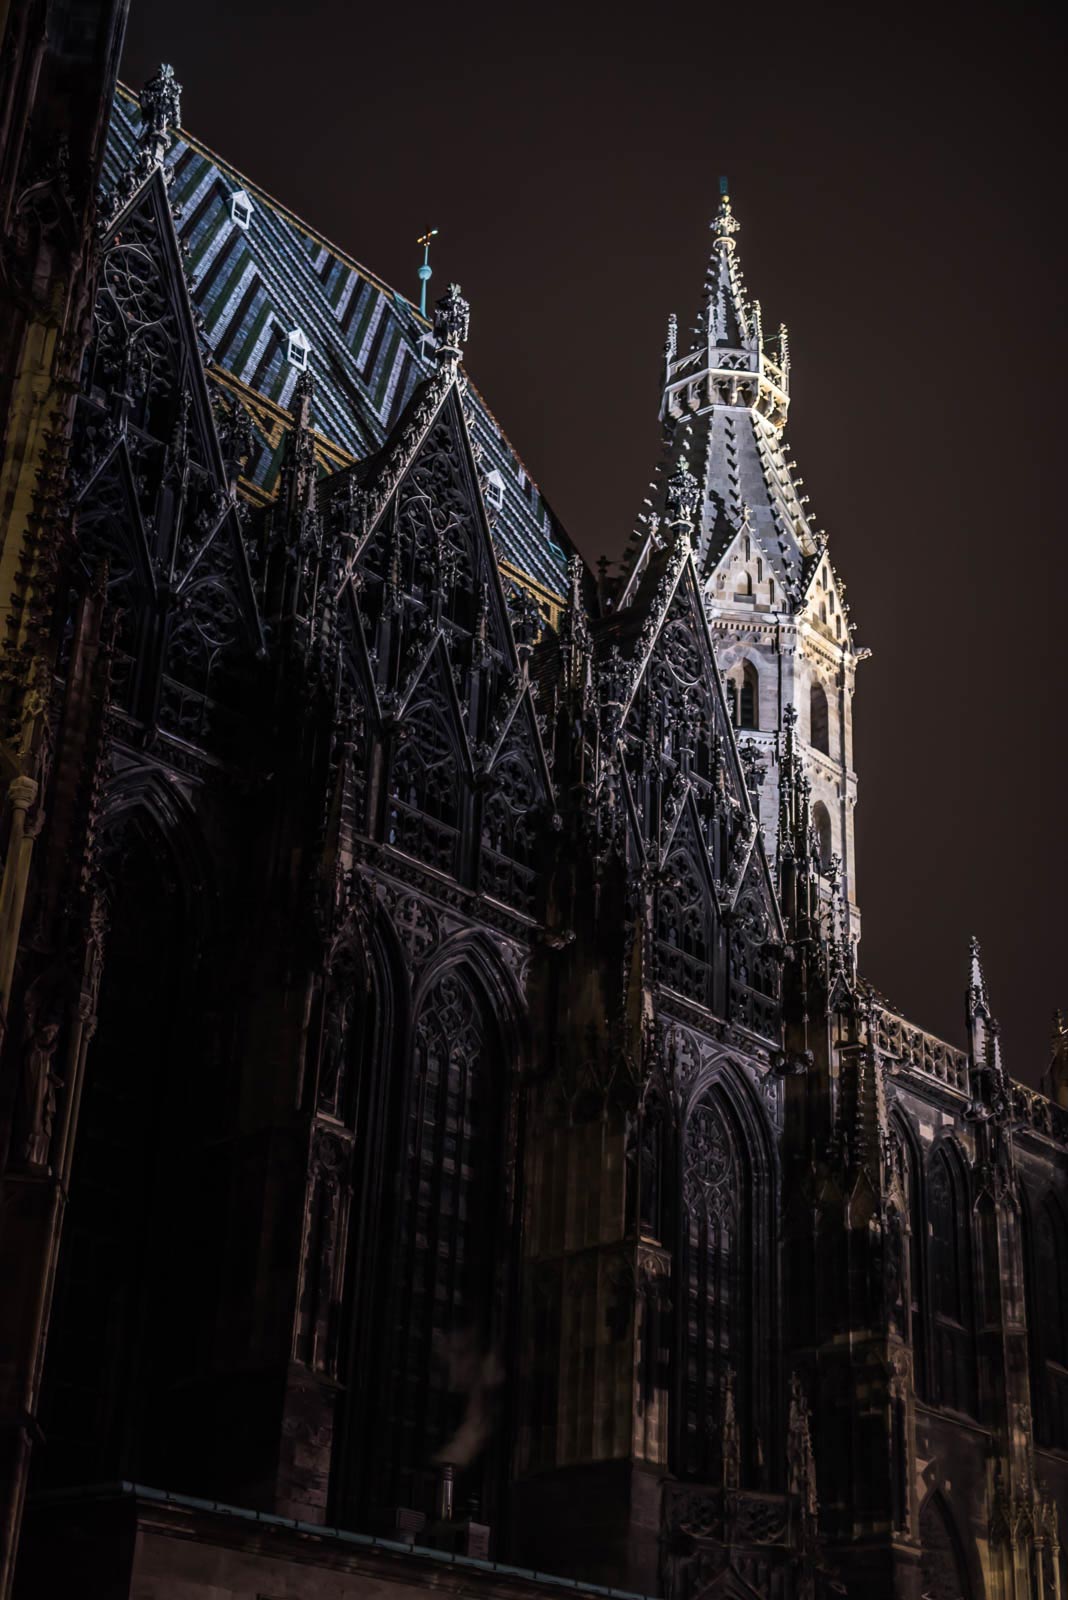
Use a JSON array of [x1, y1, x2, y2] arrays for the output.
[[0, 26, 1065, 1600]]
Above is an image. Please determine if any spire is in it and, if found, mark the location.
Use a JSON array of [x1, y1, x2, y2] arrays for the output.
[[704, 179, 751, 351], [966, 935, 995, 1068], [966, 936, 1008, 1110]]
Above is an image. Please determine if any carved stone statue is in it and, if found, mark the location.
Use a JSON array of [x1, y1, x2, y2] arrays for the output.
[[21, 1017, 62, 1168], [318, 985, 354, 1114]]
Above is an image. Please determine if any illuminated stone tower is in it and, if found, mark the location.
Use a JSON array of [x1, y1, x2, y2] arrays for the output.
[[622, 183, 863, 944]]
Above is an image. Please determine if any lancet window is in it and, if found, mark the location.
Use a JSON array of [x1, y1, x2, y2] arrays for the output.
[[676, 1091, 750, 1482], [924, 1150, 975, 1416], [381, 970, 502, 1511], [1028, 1194, 1068, 1448], [812, 802, 833, 873], [809, 681, 830, 755], [919, 1494, 973, 1600]]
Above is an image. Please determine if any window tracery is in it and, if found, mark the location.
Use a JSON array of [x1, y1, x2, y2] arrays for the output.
[[657, 845, 715, 1007], [381, 971, 501, 1509], [925, 1150, 975, 1416], [386, 701, 461, 873], [677, 1092, 749, 1482], [480, 750, 539, 914]]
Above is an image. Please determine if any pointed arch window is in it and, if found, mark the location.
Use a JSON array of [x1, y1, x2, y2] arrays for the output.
[[676, 1091, 754, 1483], [1028, 1195, 1068, 1448], [809, 681, 829, 755], [925, 1150, 975, 1416], [920, 1494, 973, 1600], [380, 970, 503, 1514], [739, 661, 758, 730], [812, 801, 833, 872]]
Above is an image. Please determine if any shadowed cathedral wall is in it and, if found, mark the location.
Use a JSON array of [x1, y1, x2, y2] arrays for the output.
[[0, 53, 1065, 1600]]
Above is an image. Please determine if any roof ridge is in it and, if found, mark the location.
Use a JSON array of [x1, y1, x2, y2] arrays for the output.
[[113, 82, 567, 536], [115, 80, 419, 318]]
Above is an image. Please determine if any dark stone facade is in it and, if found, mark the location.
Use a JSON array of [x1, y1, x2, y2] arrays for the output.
[[0, 32, 1066, 1600]]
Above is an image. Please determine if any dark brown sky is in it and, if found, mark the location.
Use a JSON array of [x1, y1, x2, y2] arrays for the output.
[[122, 0, 1065, 1085]]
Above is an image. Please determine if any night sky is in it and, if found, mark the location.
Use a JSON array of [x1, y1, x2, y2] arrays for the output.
[[122, 2, 1065, 1086]]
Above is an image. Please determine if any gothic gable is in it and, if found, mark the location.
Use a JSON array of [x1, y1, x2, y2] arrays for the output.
[[71, 167, 263, 746], [800, 548, 849, 651], [614, 553, 761, 894], [322, 370, 554, 897], [707, 518, 782, 613]]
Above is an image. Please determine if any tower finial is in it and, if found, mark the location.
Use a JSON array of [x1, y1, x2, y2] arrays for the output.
[[417, 229, 439, 320], [713, 178, 740, 244]]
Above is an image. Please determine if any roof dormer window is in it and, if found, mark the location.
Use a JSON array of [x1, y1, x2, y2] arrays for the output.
[[287, 327, 310, 371], [483, 469, 505, 512], [230, 189, 253, 230]]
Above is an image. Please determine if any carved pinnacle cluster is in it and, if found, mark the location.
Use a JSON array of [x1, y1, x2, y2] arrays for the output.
[[101, 65, 183, 229], [138, 64, 182, 168], [433, 283, 470, 364], [665, 451, 699, 529]]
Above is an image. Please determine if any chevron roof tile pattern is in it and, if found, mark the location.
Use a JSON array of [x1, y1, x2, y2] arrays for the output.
[[103, 87, 572, 602]]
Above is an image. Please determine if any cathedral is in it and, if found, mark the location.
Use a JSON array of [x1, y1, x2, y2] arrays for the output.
[[0, 10, 1066, 1599]]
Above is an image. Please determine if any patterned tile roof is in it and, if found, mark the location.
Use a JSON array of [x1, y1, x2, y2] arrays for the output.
[[103, 86, 573, 605]]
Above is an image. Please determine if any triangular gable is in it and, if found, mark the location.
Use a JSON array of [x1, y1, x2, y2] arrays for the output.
[[95, 167, 263, 654], [397, 636, 475, 780], [705, 516, 782, 609], [731, 827, 785, 941], [350, 381, 522, 675], [73, 442, 157, 599], [618, 548, 756, 825], [485, 680, 554, 807], [799, 546, 849, 650], [661, 788, 722, 910]]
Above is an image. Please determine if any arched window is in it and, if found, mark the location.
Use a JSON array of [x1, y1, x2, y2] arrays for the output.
[[379, 969, 504, 1515], [676, 1090, 754, 1483], [739, 662, 758, 730], [738, 571, 753, 597], [925, 1150, 975, 1416], [812, 801, 832, 872], [809, 681, 829, 755], [1029, 1195, 1068, 1448], [920, 1493, 973, 1600]]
